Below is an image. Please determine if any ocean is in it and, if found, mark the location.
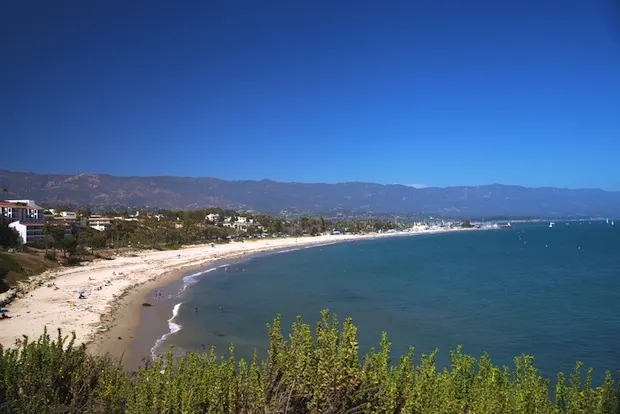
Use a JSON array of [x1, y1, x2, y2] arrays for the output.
[[153, 221, 620, 381]]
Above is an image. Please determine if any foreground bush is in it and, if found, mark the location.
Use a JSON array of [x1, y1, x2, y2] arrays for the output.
[[0, 311, 618, 413]]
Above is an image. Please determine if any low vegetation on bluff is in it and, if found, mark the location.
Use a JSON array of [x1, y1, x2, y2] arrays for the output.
[[0, 311, 617, 413]]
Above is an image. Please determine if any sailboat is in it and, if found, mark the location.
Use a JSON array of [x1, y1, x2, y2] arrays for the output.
[[549, 222, 555, 228], [606, 218, 609, 224]]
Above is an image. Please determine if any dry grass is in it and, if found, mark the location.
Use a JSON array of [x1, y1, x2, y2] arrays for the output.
[[0, 251, 59, 288]]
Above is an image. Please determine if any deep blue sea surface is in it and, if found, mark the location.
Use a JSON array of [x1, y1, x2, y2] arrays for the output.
[[157, 221, 620, 381]]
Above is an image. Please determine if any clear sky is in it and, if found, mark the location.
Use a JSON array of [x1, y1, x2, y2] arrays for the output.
[[2, 1, 619, 189]]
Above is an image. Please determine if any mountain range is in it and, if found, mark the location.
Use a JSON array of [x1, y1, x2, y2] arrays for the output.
[[1, 169, 619, 217]]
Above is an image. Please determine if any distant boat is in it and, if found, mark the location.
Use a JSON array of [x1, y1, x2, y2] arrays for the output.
[[549, 222, 555, 228], [498, 222, 512, 229], [606, 218, 609, 224]]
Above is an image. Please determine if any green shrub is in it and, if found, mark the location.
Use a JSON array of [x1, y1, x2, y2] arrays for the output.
[[164, 243, 181, 250], [0, 313, 618, 413], [44, 250, 57, 261], [66, 255, 80, 266]]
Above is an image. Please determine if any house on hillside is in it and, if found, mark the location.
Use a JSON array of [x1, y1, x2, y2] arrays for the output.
[[233, 221, 248, 231], [205, 213, 219, 222]]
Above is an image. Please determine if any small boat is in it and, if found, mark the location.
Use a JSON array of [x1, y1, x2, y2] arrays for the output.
[[606, 218, 609, 224], [549, 222, 555, 228]]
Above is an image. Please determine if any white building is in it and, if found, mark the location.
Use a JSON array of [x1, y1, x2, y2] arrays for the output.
[[87, 215, 113, 231], [60, 211, 77, 217], [8, 221, 46, 244], [233, 221, 248, 231], [205, 213, 220, 222]]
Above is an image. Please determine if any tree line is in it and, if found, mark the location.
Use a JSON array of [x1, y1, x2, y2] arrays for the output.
[[2, 204, 405, 257], [0, 312, 617, 413], [31, 208, 402, 254]]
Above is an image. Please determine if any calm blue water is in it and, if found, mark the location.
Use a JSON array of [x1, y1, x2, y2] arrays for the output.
[[158, 222, 620, 380]]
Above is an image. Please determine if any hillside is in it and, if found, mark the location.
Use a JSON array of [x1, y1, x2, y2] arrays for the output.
[[1, 169, 619, 217], [0, 251, 59, 293]]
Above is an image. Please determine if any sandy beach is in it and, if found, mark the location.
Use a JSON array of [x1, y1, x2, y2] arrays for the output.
[[0, 229, 468, 361]]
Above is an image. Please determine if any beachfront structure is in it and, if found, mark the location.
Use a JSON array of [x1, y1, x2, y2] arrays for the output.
[[1, 200, 45, 224], [60, 211, 77, 217], [205, 213, 219, 222], [233, 221, 248, 231], [48, 215, 80, 227], [8, 221, 45, 244], [87, 215, 113, 231], [232, 217, 257, 231]]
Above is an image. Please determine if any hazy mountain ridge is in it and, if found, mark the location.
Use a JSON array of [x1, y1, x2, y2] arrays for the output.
[[1, 170, 619, 217]]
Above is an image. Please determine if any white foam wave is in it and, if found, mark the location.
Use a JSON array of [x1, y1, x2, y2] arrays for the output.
[[304, 242, 337, 249], [151, 302, 183, 361], [277, 247, 301, 254], [181, 267, 217, 292], [278, 242, 337, 254]]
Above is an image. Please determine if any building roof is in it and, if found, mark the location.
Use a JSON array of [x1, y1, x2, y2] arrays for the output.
[[9, 221, 45, 227], [0, 201, 43, 209]]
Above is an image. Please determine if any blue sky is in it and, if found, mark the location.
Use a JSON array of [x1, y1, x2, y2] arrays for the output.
[[2, 1, 619, 189]]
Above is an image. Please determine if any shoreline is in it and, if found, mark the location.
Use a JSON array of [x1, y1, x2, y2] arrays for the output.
[[127, 242, 347, 369], [0, 229, 474, 363]]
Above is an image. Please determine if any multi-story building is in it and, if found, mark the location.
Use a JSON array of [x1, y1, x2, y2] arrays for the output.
[[1, 200, 45, 224], [87, 215, 113, 231], [8, 221, 46, 244], [1, 200, 46, 244]]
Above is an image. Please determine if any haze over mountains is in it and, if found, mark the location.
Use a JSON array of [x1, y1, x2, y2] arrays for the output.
[[1, 169, 619, 217]]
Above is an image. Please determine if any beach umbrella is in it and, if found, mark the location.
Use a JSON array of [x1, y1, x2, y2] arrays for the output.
[[76, 289, 85, 294], [0, 308, 8, 313]]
